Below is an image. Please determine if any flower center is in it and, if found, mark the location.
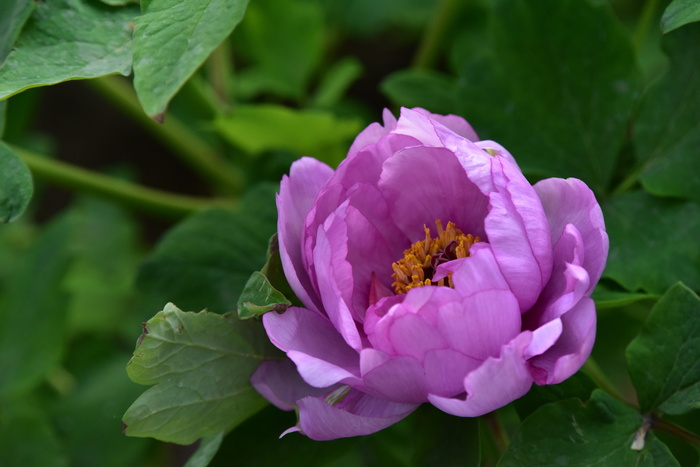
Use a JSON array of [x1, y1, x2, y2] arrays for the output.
[[391, 220, 481, 295]]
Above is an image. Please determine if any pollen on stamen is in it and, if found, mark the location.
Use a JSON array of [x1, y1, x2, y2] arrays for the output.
[[391, 220, 481, 295]]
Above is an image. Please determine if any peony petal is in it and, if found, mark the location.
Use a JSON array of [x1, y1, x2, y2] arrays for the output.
[[293, 388, 418, 440], [359, 349, 429, 403], [534, 177, 609, 293], [433, 243, 511, 295], [413, 107, 480, 141], [525, 224, 590, 328], [528, 297, 596, 385], [347, 108, 398, 157], [423, 348, 481, 397], [428, 332, 534, 417], [250, 359, 330, 411], [436, 288, 522, 360], [486, 157, 552, 311], [313, 209, 365, 349], [277, 157, 334, 311], [263, 307, 360, 387], [524, 318, 563, 359], [378, 146, 489, 240]]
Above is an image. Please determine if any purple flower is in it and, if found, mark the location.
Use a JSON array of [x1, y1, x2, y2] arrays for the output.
[[251, 108, 608, 440]]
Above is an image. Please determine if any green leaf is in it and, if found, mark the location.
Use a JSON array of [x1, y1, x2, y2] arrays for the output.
[[500, 390, 679, 466], [603, 191, 700, 294], [0, 404, 69, 467], [137, 184, 278, 314], [381, 69, 457, 115], [215, 104, 361, 165], [514, 371, 598, 420], [234, 0, 324, 101], [592, 282, 659, 309], [458, 0, 639, 193], [627, 283, 700, 415], [123, 303, 277, 445], [0, 0, 137, 100], [0, 214, 72, 398], [184, 432, 224, 467], [0, 141, 33, 222], [237, 271, 291, 319], [311, 57, 363, 109], [132, 0, 248, 116], [661, 0, 700, 33], [634, 23, 700, 203], [0, 0, 35, 64]]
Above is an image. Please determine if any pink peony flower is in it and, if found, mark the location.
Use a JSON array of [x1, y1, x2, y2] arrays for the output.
[[251, 108, 608, 440]]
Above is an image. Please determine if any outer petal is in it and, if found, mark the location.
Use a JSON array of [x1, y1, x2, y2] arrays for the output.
[[428, 332, 534, 417], [534, 177, 608, 293], [277, 157, 334, 311], [528, 297, 596, 385], [413, 107, 480, 141], [486, 157, 553, 311], [250, 359, 330, 411], [292, 389, 419, 441], [347, 108, 398, 157], [262, 307, 361, 387], [359, 350, 429, 403]]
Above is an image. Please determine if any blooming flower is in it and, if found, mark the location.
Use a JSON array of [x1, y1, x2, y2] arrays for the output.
[[251, 108, 608, 440]]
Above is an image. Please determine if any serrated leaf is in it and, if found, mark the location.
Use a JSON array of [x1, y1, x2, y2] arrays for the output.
[[132, 0, 248, 116], [237, 271, 291, 319], [635, 23, 700, 203], [603, 191, 700, 294], [381, 69, 457, 115], [458, 0, 639, 193], [0, 141, 33, 222], [0, 0, 137, 100], [0, 0, 35, 65], [627, 283, 700, 415], [123, 303, 278, 445], [137, 184, 278, 314], [215, 104, 361, 166], [661, 0, 700, 33], [500, 390, 679, 466]]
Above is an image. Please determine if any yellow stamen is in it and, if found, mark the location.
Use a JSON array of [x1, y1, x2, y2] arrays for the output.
[[391, 220, 481, 294]]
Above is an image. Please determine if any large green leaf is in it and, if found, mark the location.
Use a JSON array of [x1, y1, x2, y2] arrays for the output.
[[0, 0, 137, 100], [634, 23, 700, 203], [137, 184, 278, 314], [500, 390, 678, 466], [627, 283, 700, 415], [215, 105, 361, 166], [0, 141, 33, 222], [132, 0, 248, 117], [661, 0, 700, 33], [0, 0, 35, 65], [603, 191, 700, 294], [458, 0, 640, 193], [123, 303, 277, 445], [0, 215, 72, 397]]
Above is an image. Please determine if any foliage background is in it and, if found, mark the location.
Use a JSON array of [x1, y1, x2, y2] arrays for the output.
[[1, 0, 700, 465]]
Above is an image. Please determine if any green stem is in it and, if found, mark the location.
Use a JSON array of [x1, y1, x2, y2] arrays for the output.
[[412, 0, 460, 69], [87, 76, 244, 194], [207, 40, 233, 109], [652, 414, 700, 446], [582, 357, 629, 404], [15, 147, 234, 219], [611, 162, 646, 197]]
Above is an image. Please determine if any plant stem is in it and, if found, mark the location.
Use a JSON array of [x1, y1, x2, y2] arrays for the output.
[[412, 0, 460, 69], [652, 414, 700, 446], [87, 76, 244, 194], [633, 0, 661, 52], [15, 146, 234, 219], [582, 357, 629, 405], [207, 40, 233, 109]]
